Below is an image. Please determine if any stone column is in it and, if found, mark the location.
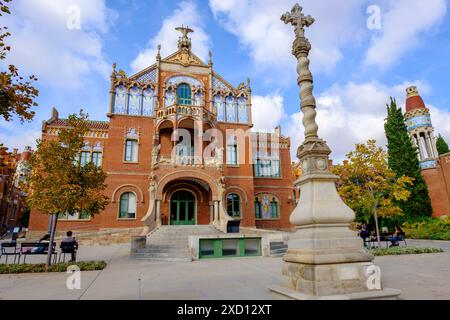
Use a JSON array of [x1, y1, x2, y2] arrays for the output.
[[270, 3, 400, 300], [156, 200, 161, 227], [417, 134, 426, 161], [213, 201, 219, 224]]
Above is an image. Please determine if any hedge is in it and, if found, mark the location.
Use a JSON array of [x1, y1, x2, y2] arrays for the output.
[[0, 261, 107, 274], [370, 247, 444, 256]]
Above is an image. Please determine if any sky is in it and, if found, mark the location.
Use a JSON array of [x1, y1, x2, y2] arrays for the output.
[[1, 0, 450, 162]]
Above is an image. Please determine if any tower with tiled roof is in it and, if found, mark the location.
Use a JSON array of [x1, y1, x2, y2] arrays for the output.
[[404, 86, 439, 169]]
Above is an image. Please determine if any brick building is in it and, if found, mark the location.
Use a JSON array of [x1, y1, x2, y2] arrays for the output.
[[28, 27, 296, 238], [0, 146, 32, 233], [404, 86, 450, 217]]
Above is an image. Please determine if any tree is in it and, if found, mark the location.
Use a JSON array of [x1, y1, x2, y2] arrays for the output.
[[26, 111, 109, 266], [332, 140, 413, 247], [384, 98, 432, 218], [1, 0, 38, 122], [436, 134, 449, 156]]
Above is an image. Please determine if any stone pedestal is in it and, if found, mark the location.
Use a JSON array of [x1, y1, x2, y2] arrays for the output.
[[269, 174, 400, 300]]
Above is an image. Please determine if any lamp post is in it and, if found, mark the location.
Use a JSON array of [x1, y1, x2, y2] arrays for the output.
[[270, 3, 400, 300]]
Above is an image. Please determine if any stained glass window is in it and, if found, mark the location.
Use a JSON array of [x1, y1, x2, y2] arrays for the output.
[[114, 85, 127, 114], [177, 83, 192, 105], [215, 95, 225, 122], [238, 97, 248, 124], [142, 88, 154, 116], [226, 96, 237, 123], [128, 86, 141, 115], [165, 90, 175, 107]]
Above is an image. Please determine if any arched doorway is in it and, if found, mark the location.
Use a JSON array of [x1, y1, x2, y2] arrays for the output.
[[170, 190, 196, 225]]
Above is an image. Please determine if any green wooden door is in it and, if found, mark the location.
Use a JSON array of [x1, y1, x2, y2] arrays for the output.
[[170, 190, 196, 225]]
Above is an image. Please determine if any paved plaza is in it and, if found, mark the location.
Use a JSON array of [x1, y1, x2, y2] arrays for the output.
[[0, 239, 449, 300]]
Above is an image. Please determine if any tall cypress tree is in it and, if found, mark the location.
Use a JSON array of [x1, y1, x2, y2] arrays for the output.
[[436, 134, 450, 155], [384, 97, 432, 218]]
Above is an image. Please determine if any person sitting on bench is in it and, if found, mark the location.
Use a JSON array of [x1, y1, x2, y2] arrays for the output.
[[61, 231, 79, 262], [389, 225, 403, 247]]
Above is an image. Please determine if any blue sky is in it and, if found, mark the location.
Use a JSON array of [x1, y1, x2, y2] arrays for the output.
[[1, 0, 449, 161]]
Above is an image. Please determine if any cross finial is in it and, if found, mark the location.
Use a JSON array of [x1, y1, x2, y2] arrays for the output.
[[281, 4, 314, 38]]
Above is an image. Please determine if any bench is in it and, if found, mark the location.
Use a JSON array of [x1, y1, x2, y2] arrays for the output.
[[58, 242, 78, 263], [19, 242, 57, 264], [0, 242, 20, 264], [367, 233, 407, 248]]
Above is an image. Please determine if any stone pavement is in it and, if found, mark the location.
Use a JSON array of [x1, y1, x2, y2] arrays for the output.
[[0, 240, 449, 300]]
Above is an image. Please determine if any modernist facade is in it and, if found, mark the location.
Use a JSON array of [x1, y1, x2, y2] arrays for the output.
[[28, 27, 296, 237], [405, 86, 450, 217]]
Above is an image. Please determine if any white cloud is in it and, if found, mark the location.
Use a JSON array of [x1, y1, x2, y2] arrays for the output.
[[130, 1, 210, 73], [284, 80, 444, 162], [209, 0, 365, 76], [1, 0, 115, 88], [0, 127, 40, 152], [365, 0, 447, 69], [251, 93, 286, 131]]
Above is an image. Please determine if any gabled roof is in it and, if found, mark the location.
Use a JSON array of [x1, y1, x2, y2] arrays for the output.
[[48, 119, 109, 131]]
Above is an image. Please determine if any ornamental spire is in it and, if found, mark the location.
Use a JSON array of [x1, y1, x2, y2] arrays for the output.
[[175, 25, 194, 51]]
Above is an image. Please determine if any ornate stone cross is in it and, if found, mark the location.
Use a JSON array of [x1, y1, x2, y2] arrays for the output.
[[281, 4, 315, 38]]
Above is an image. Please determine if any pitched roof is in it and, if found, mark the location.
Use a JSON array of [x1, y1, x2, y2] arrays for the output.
[[49, 119, 109, 131]]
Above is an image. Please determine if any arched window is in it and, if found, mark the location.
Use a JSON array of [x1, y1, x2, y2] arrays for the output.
[[114, 85, 127, 114], [254, 197, 262, 219], [226, 96, 237, 122], [128, 86, 141, 115], [238, 96, 248, 123], [214, 95, 225, 121], [270, 197, 279, 219], [119, 192, 136, 219], [226, 193, 241, 218], [177, 83, 192, 105], [142, 88, 154, 116]]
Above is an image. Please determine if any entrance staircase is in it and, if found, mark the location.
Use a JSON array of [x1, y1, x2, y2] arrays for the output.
[[133, 225, 222, 262]]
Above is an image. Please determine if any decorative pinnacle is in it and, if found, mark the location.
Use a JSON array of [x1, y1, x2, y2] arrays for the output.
[[175, 25, 194, 51], [281, 4, 315, 38], [406, 86, 419, 98]]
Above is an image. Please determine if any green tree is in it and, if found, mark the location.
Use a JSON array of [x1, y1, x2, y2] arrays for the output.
[[26, 111, 109, 266], [332, 140, 413, 247], [1, 0, 38, 122], [384, 97, 432, 218], [436, 134, 449, 156]]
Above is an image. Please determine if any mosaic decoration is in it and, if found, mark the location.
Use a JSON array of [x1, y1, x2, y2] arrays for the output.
[[168, 75, 201, 87], [142, 88, 154, 116], [261, 195, 271, 220], [135, 68, 157, 83], [212, 76, 229, 90], [114, 85, 127, 114], [420, 160, 437, 169], [238, 96, 248, 124], [128, 86, 141, 115], [215, 95, 225, 122], [165, 90, 175, 107], [406, 115, 432, 131], [226, 96, 237, 123]]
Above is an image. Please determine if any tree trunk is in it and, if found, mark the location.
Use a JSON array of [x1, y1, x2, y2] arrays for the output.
[[46, 213, 59, 267], [373, 205, 381, 248]]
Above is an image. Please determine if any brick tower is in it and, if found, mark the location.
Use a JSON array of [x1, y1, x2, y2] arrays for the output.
[[405, 86, 450, 217]]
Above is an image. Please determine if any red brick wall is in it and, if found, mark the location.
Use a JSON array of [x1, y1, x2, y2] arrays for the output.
[[422, 154, 450, 217]]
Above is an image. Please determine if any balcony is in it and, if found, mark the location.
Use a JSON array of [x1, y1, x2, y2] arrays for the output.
[[156, 155, 223, 170], [156, 104, 216, 123]]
